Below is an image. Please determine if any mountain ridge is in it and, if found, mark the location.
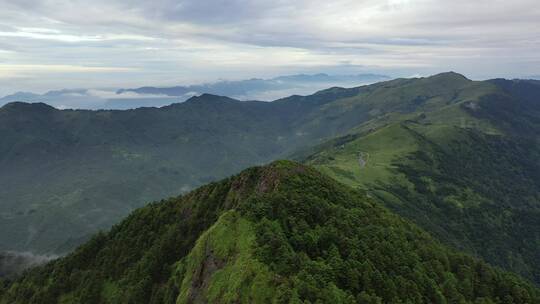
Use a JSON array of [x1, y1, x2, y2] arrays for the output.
[[302, 76, 540, 283], [1, 73, 539, 288]]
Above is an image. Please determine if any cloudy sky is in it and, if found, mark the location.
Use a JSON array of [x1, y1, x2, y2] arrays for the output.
[[0, 0, 539, 95]]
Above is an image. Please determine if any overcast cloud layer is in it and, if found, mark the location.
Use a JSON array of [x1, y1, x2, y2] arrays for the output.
[[0, 0, 539, 95]]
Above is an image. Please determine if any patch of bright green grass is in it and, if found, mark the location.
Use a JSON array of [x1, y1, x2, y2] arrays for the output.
[[175, 210, 278, 304], [310, 123, 419, 190]]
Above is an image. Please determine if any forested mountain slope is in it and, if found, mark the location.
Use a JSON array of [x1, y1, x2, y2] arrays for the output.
[[303, 78, 540, 283], [1, 71, 539, 278], [1, 161, 538, 304], [0, 73, 473, 254], [0, 89, 362, 253]]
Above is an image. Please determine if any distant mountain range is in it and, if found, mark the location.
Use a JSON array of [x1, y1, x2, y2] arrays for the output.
[[0, 73, 390, 110], [117, 73, 390, 99]]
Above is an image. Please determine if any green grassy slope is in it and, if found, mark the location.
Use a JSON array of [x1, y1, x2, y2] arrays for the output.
[[1, 161, 538, 304], [304, 79, 540, 283]]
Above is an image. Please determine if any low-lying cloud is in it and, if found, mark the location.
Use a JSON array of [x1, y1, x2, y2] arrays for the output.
[[0, 251, 57, 278], [0, 73, 389, 109]]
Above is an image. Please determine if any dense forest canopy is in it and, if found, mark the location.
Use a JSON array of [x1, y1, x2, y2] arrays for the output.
[[1, 161, 538, 303]]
